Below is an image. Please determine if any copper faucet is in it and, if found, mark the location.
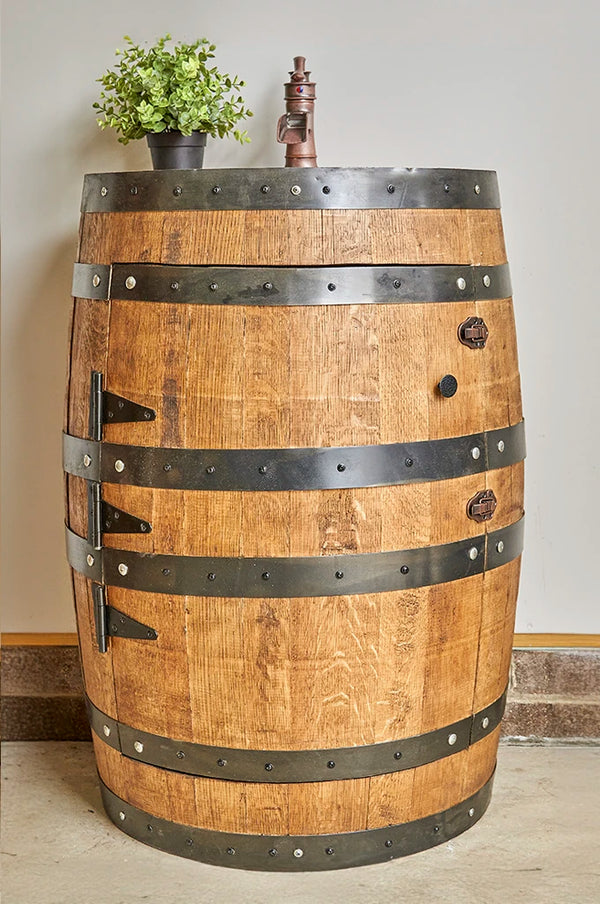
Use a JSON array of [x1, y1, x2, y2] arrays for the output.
[[277, 56, 317, 167]]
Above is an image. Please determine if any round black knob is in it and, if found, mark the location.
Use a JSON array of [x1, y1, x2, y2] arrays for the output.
[[438, 374, 458, 398]]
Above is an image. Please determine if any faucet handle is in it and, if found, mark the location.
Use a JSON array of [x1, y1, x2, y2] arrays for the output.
[[277, 112, 308, 145]]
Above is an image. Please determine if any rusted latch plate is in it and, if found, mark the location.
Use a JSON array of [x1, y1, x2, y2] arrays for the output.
[[467, 490, 498, 522], [458, 316, 489, 349]]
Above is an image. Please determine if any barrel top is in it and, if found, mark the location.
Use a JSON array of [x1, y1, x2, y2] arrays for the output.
[[81, 167, 500, 212]]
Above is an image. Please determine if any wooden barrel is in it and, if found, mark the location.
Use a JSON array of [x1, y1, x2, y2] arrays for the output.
[[64, 167, 524, 871]]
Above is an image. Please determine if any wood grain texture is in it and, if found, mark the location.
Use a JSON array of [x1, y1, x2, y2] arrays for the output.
[[80, 209, 507, 268], [94, 732, 496, 835], [69, 197, 522, 842], [5, 634, 600, 648]]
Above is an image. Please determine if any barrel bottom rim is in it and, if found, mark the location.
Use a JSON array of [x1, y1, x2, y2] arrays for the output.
[[99, 768, 495, 871]]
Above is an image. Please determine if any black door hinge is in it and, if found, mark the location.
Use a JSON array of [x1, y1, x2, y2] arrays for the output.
[[87, 482, 152, 549], [89, 370, 156, 441], [93, 583, 158, 654]]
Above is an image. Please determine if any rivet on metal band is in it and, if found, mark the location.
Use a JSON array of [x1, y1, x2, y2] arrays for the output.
[[62, 420, 525, 492], [99, 770, 495, 871], [72, 262, 512, 306], [81, 168, 500, 213], [65, 516, 524, 598], [87, 689, 506, 783]]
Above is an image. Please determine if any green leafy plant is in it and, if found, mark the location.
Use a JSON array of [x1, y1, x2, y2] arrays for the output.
[[94, 34, 252, 144]]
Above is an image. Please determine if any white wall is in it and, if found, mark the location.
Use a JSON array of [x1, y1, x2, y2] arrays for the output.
[[2, 0, 598, 633]]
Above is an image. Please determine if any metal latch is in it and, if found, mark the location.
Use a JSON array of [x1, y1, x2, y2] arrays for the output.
[[467, 490, 498, 522], [89, 370, 156, 440], [93, 583, 158, 654], [87, 482, 151, 549], [458, 316, 489, 349]]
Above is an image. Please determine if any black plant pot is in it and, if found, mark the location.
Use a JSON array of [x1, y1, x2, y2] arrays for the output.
[[146, 131, 208, 170]]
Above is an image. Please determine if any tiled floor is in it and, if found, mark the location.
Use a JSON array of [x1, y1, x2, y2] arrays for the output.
[[1, 743, 599, 904]]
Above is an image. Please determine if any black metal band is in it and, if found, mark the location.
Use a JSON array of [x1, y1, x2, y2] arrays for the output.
[[65, 516, 523, 598], [99, 770, 495, 871], [81, 167, 500, 213], [63, 421, 525, 491], [72, 262, 511, 305], [87, 689, 505, 783]]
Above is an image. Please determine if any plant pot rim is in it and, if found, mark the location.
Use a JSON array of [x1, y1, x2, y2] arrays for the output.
[[146, 130, 208, 148]]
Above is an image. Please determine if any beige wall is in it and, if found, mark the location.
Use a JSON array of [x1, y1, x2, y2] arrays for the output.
[[2, 0, 598, 632]]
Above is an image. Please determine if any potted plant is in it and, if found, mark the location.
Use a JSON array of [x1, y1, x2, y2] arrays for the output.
[[94, 34, 252, 169]]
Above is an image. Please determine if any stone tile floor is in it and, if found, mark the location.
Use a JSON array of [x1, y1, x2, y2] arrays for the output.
[[1, 743, 599, 904]]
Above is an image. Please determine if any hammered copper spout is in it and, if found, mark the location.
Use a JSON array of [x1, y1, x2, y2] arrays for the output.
[[277, 55, 317, 167]]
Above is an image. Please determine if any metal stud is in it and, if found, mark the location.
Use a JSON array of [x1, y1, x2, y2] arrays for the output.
[[400, 565, 409, 575], [125, 276, 136, 290], [325, 847, 335, 855], [443, 183, 450, 193], [483, 274, 491, 288], [86, 554, 95, 567], [100, 187, 108, 197], [393, 279, 401, 289], [209, 283, 218, 291], [133, 740, 144, 753], [262, 572, 271, 581], [394, 751, 402, 760], [118, 811, 126, 820], [118, 563, 129, 576], [226, 847, 236, 856], [258, 465, 267, 474], [322, 185, 330, 194], [327, 283, 336, 291], [337, 463, 346, 472], [263, 282, 273, 291], [456, 277, 467, 291], [207, 572, 216, 581], [497, 440, 505, 453], [92, 274, 101, 288], [469, 807, 475, 817], [387, 184, 395, 194], [482, 716, 490, 729], [293, 848, 304, 858], [206, 466, 215, 474], [83, 454, 92, 468], [163, 463, 171, 471], [130, 186, 138, 195], [170, 282, 179, 291], [103, 724, 111, 737], [327, 760, 336, 768], [217, 758, 227, 767], [173, 186, 182, 197], [496, 540, 505, 554], [474, 184, 481, 194], [471, 447, 481, 460], [261, 185, 270, 193], [335, 571, 344, 580], [290, 185, 301, 196], [176, 750, 185, 759], [448, 733, 458, 746], [269, 849, 278, 857], [265, 762, 274, 771], [212, 186, 221, 194], [384, 839, 393, 848], [468, 547, 479, 561]]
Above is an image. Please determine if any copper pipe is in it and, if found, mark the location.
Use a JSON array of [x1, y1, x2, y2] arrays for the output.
[[276, 56, 317, 167]]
